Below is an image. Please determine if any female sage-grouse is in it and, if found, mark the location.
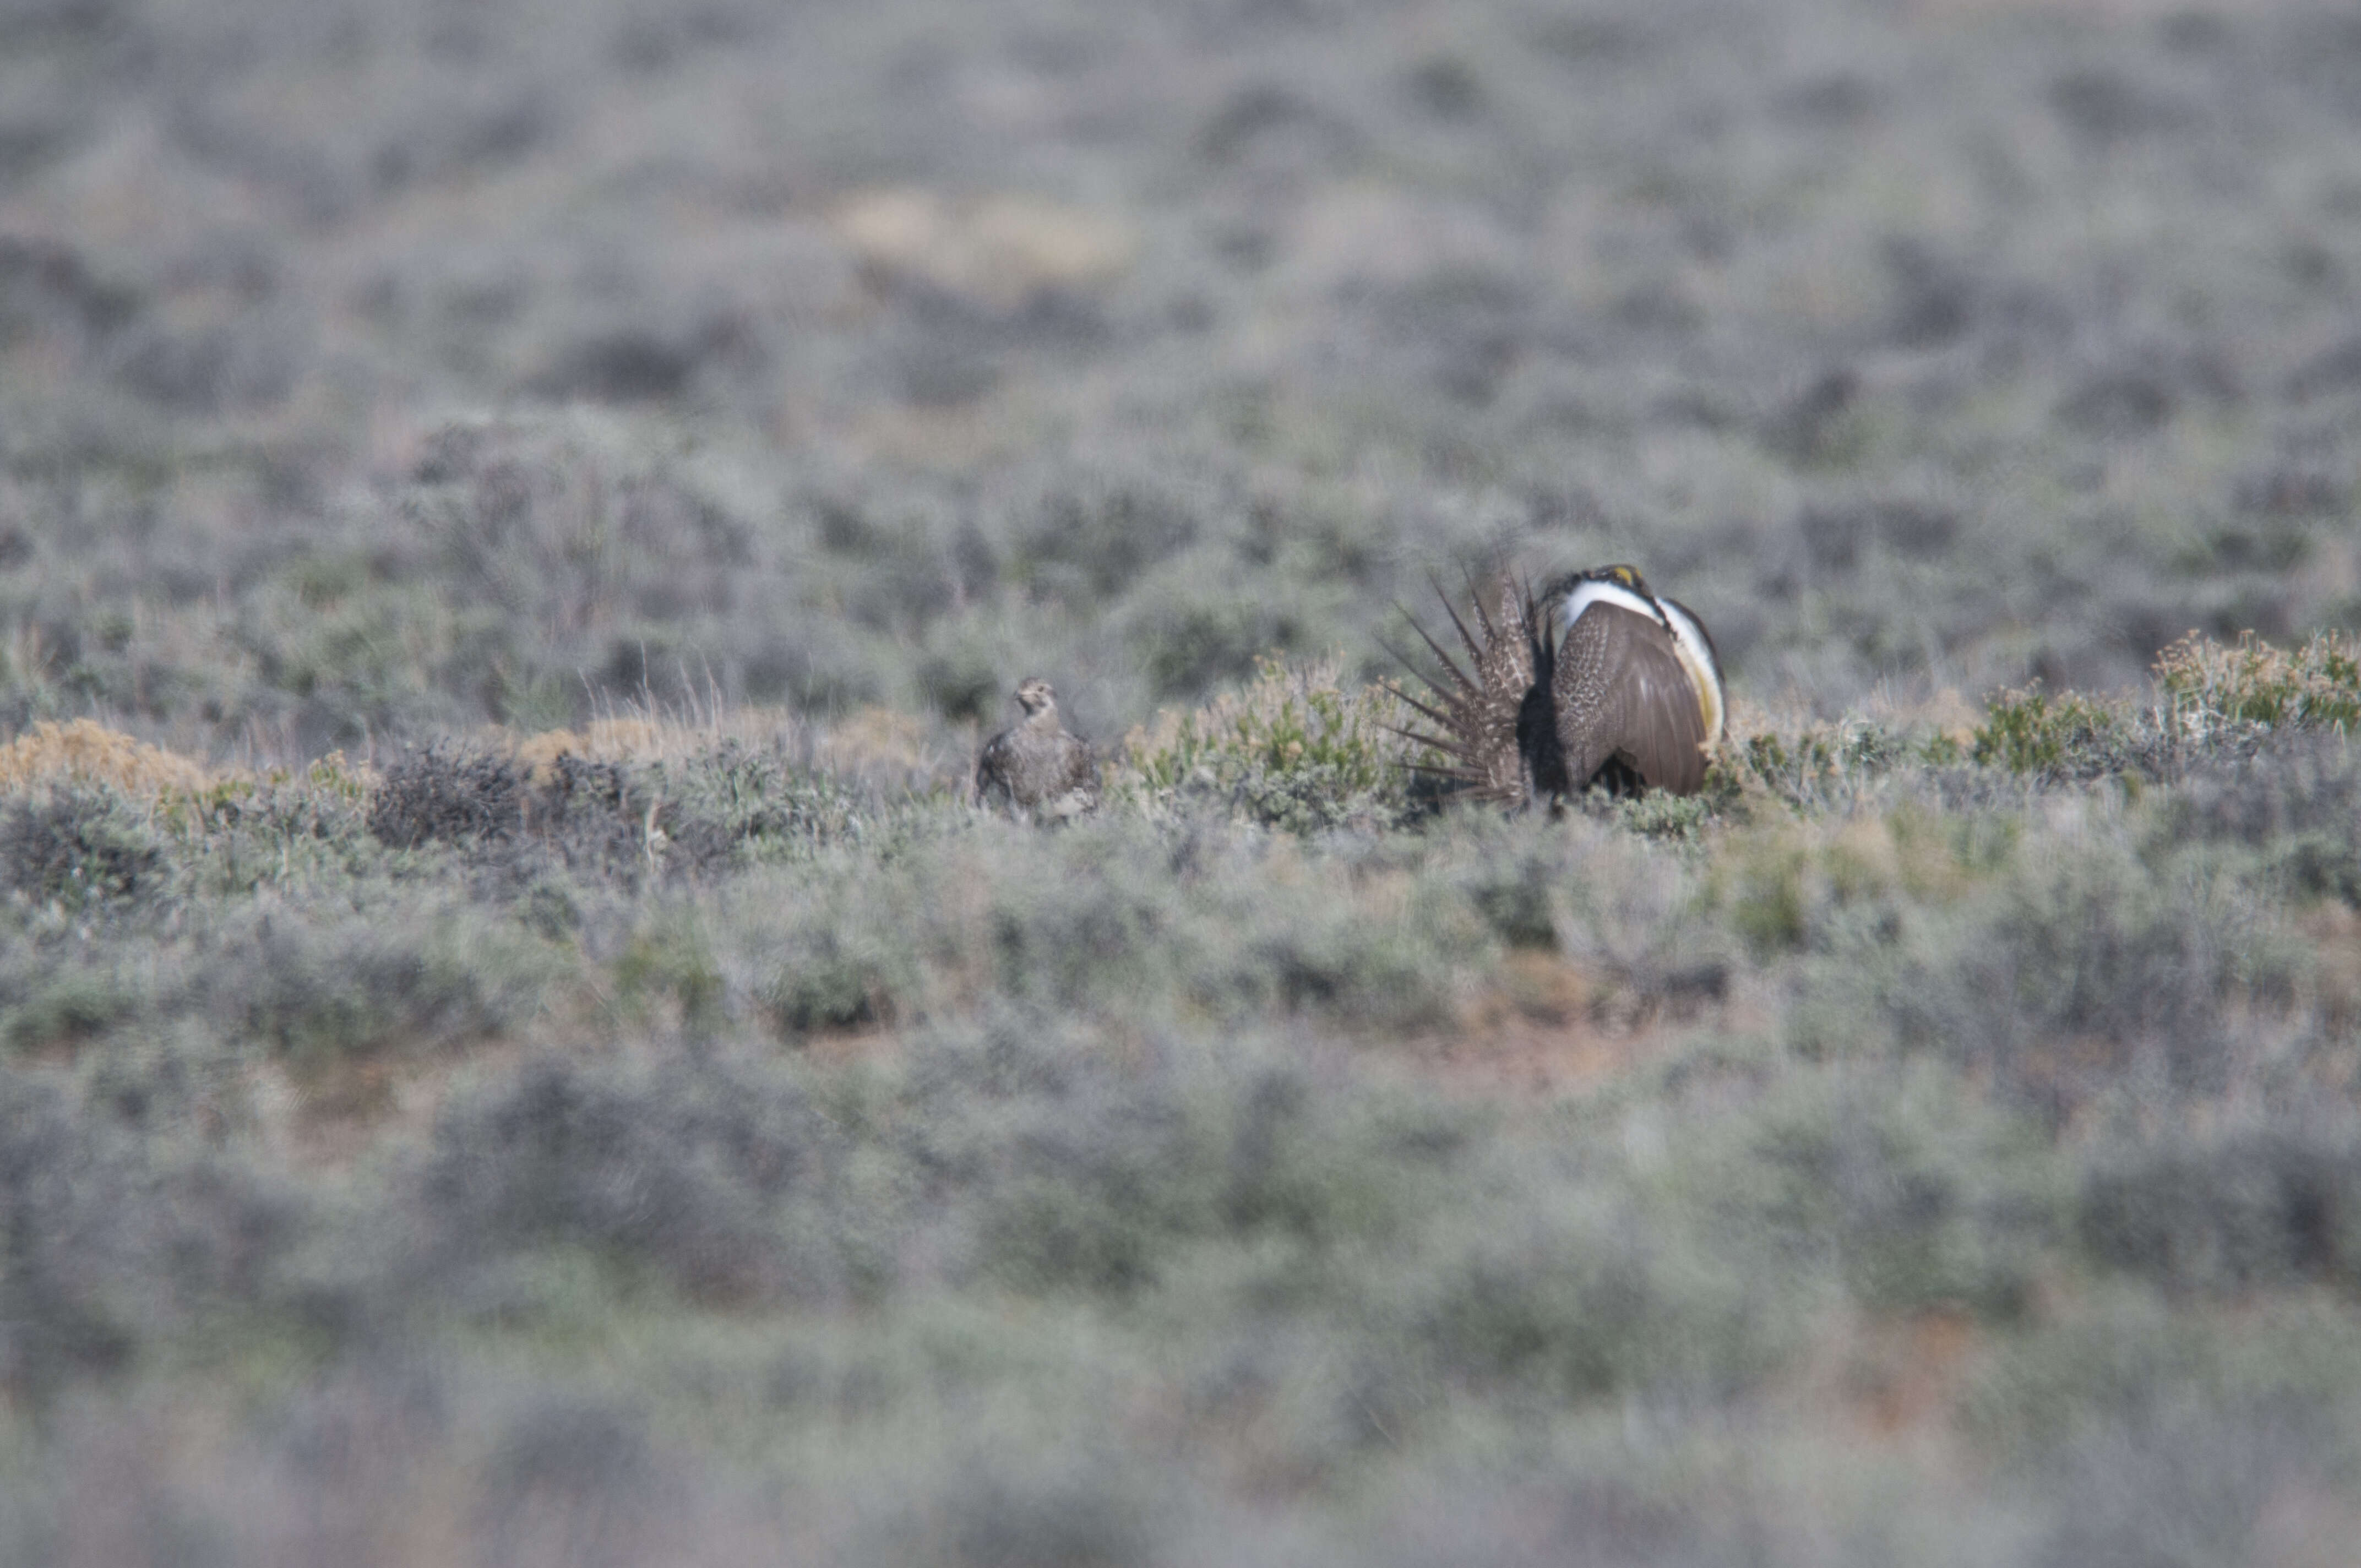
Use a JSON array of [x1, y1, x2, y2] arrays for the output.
[[975, 677, 1100, 821], [1397, 565, 1726, 804]]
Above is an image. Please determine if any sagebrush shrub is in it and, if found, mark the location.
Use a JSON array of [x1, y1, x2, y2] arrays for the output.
[[1728, 1065, 2060, 1320], [2162, 734, 2361, 903], [1972, 685, 2137, 779], [901, 1017, 1464, 1297], [1829, 842, 2292, 1119], [2158, 628, 2361, 737], [476, 1396, 670, 1568], [0, 1068, 296, 1407], [0, 949, 150, 1051], [1116, 656, 1410, 830], [366, 737, 863, 892], [422, 1054, 850, 1305], [1396, 1184, 1778, 1401], [1741, 718, 1925, 804], [2080, 1118, 2361, 1297], [0, 786, 167, 911], [220, 903, 554, 1068], [367, 744, 525, 850]]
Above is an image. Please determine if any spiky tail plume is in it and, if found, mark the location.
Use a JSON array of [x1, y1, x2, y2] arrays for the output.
[[1386, 571, 1536, 806]]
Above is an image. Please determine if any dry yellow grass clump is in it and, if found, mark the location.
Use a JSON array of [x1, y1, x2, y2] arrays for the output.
[[814, 706, 939, 787], [512, 716, 694, 776], [510, 709, 804, 776], [0, 718, 215, 798], [510, 705, 947, 789], [831, 188, 1139, 311]]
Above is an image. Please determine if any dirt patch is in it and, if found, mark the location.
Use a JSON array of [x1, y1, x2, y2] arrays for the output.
[[1838, 1308, 1984, 1439]]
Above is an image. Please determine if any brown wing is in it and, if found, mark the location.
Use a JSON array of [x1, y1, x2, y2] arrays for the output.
[[1055, 732, 1100, 808], [1552, 603, 1711, 796], [975, 730, 1018, 806]]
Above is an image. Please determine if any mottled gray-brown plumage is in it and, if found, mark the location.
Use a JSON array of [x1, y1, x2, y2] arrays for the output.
[[975, 677, 1099, 821], [1394, 573, 1535, 804], [1399, 565, 1725, 804]]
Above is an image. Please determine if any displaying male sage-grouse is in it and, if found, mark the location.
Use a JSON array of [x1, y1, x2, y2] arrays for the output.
[[975, 677, 1100, 821], [1397, 565, 1726, 804]]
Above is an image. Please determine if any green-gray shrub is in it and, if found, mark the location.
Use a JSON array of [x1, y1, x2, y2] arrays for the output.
[[217, 902, 558, 1068], [2079, 1118, 2361, 1297], [1807, 840, 2293, 1118], [0, 786, 167, 913], [421, 1053, 852, 1306]]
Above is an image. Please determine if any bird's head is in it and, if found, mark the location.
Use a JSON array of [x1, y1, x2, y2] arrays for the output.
[[1537, 564, 1659, 640], [1013, 677, 1058, 717], [1563, 564, 1651, 596]]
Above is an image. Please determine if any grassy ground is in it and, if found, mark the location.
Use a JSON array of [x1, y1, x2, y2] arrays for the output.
[[4, 0, 2361, 1561], [0, 647, 2353, 1563]]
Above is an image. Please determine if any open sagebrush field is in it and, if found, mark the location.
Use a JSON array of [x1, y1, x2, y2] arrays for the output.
[[2, 0, 2360, 1561]]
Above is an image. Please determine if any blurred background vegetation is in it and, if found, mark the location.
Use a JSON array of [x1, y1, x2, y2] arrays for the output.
[[3, 0, 2361, 1561], [4, 0, 2359, 757]]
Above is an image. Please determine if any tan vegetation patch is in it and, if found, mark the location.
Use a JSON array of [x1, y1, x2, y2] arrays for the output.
[[2295, 902, 2361, 1042], [0, 718, 214, 799], [1432, 952, 1694, 1092], [796, 1023, 904, 1068], [814, 705, 940, 788], [260, 1037, 542, 1173], [512, 716, 676, 775], [1837, 1308, 1984, 1439], [509, 707, 809, 778], [831, 188, 1138, 311]]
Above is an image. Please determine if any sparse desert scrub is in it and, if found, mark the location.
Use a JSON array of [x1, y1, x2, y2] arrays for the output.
[[2162, 733, 2361, 906], [7, 0, 2361, 1555], [0, 657, 2348, 1568], [9, 0, 2361, 748]]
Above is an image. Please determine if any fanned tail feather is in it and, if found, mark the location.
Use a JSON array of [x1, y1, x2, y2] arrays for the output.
[[1428, 570, 1489, 670], [1389, 570, 1535, 807]]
